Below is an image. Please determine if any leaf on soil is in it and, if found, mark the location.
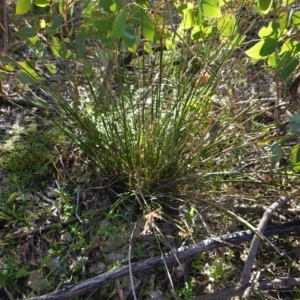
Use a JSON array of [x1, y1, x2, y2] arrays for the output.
[[26, 270, 47, 291]]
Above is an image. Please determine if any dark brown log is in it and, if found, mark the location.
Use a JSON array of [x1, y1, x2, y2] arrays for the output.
[[27, 219, 300, 300]]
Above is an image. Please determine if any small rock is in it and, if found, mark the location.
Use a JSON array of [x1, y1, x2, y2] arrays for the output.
[[148, 289, 164, 300], [107, 252, 126, 263]]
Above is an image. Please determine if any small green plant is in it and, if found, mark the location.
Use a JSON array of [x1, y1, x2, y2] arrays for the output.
[[0, 255, 29, 294], [178, 278, 196, 298], [204, 256, 228, 282]]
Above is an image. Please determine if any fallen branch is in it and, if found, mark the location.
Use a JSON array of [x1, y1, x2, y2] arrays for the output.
[[27, 219, 300, 300], [240, 196, 290, 296]]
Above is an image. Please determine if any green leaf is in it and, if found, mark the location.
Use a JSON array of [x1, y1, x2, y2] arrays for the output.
[[179, 8, 193, 30], [15, 266, 28, 278], [201, 0, 221, 18], [144, 41, 153, 54], [83, 62, 93, 76], [258, 22, 280, 39], [270, 143, 283, 167], [51, 37, 73, 59], [135, 0, 149, 7], [279, 39, 300, 56], [28, 35, 40, 45], [16, 0, 31, 14], [75, 31, 86, 58], [195, 7, 204, 25], [289, 114, 300, 134], [100, 0, 118, 13], [51, 15, 63, 30], [34, 0, 50, 7], [124, 26, 136, 47], [257, 0, 273, 14], [124, 26, 135, 39], [46, 15, 63, 36], [278, 12, 289, 29], [45, 63, 57, 74], [17, 65, 43, 84], [217, 14, 236, 37], [58, 0, 63, 14], [228, 33, 245, 48], [15, 27, 36, 39], [141, 12, 160, 42], [6, 193, 17, 204], [292, 11, 300, 28], [281, 0, 296, 5], [165, 38, 176, 51], [129, 6, 142, 26], [94, 16, 115, 33], [6, 64, 15, 72], [245, 38, 278, 59], [290, 144, 300, 172], [267, 52, 277, 67], [274, 51, 291, 73], [111, 10, 127, 38], [280, 57, 298, 81]]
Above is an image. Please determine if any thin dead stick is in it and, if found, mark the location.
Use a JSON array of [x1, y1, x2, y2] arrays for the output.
[[128, 227, 138, 300], [3, 285, 14, 300], [26, 219, 300, 300], [240, 196, 290, 287], [115, 278, 125, 300], [36, 192, 54, 204]]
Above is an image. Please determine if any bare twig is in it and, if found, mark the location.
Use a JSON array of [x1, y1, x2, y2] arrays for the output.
[[36, 192, 54, 204], [3, 285, 14, 300], [240, 196, 290, 287], [115, 278, 125, 300], [75, 189, 83, 223], [128, 226, 138, 300]]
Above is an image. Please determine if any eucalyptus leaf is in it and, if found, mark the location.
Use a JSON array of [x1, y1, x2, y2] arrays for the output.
[[290, 144, 300, 172], [245, 38, 278, 59], [258, 0, 273, 14], [16, 0, 31, 14], [111, 10, 127, 38], [270, 143, 283, 167], [34, 0, 50, 8], [201, 0, 221, 18], [217, 14, 236, 37], [289, 114, 300, 134], [141, 12, 160, 42], [292, 11, 300, 28]]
